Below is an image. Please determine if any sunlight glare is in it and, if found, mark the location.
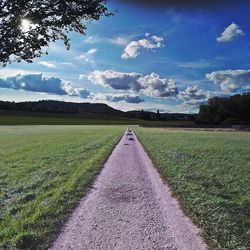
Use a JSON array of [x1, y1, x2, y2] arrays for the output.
[[21, 19, 31, 32]]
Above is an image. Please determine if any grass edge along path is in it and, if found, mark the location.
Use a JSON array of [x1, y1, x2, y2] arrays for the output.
[[135, 128, 250, 250], [0, 126, 124, 249]]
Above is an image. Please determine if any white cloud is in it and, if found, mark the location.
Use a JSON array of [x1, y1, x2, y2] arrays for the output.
[[179, 60, 211, 69], [177, 86, 217, 112], [86, 48, 98, 55], [88, 70, 142, 91], [83, 35, 129, 47], [94, 93, 144, 103], [61, 62, 74, 67], [76, 55, 88, 61], [83, 36, 98, 44], [177, 86, 209, 108], [0, 74, 90, 98], [62, 82, 90, 98], [88, 70, 178, 98], [138, 73, 178, 97], [75, 48, 98, 64], [79, 74, 88, 80], [151, 35, 164, 42], [121, 34, 164, 59], [217, 23, 244, 43], [206, 69, 250, 92], [108, 37, 129, 46], [177, 86, 207, 101], [38, 61, 55, 68], [0, 73, 146, 104]]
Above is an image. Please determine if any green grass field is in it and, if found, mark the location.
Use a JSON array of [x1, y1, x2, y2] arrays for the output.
[[0, 112, 195, 126], [0, 113, 140, 125], [0, 126, 124, 249], [135, 128, 250, 249], [2, 125, 248, 249]]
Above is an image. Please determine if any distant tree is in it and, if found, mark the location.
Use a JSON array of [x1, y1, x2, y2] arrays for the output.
[[156, 109, 161, 120], [139, 109, 152, 120], [196, 92, 250, 125], [0, 0, 112, 66]]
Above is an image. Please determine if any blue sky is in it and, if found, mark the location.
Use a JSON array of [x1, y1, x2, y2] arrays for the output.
[[1, 1, 250, 113]]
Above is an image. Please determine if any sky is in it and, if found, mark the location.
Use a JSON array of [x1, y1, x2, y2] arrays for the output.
[[0, 0, 250, 113]]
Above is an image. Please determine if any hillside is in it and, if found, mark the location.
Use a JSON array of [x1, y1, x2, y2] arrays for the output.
[[0, 100, 124, 116], [0, 100, 196, 126], [0, 100, 196, 120]]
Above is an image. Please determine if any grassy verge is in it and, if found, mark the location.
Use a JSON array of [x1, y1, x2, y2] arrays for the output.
[[135, 128, 250, 249], [0, 126, 124, 249]]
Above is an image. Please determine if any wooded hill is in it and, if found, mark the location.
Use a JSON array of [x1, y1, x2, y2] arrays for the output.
[[0, 100, 196, 121]]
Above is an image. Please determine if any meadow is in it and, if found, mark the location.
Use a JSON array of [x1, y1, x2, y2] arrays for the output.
[[1, 125, 249, 250], [135, 128, 250, 249], [0, 113, 140, 125], [0, 112, 194, 126], [0, 126, 124, 249]]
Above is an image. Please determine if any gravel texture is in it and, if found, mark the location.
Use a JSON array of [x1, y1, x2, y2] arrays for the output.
[[50, 130, 207, 250]]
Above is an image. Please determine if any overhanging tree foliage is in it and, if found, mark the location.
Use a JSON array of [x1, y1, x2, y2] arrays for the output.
[[0, 0, 112, 66]]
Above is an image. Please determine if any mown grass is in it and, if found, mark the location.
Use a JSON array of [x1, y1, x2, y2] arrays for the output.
[[0, 126, 124, 249], [136, 128, 250, 249]]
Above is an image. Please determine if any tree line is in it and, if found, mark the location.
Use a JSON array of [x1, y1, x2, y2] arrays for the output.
[[196, 92, 250, 125]]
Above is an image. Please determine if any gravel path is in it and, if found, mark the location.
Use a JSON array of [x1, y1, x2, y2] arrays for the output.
[[50, 130, 207, 250]]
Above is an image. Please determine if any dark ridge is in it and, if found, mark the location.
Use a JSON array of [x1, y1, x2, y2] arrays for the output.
[[0, 100, 197, 121], [0, 100, 123, 116]]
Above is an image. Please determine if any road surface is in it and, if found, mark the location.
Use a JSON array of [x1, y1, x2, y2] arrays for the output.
[[50, 130, 207, 250]]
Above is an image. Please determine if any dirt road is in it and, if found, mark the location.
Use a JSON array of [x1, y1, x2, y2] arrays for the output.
[[50, 130, 207, 250]]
